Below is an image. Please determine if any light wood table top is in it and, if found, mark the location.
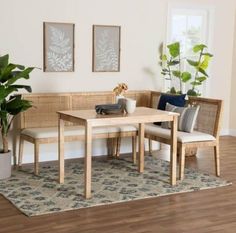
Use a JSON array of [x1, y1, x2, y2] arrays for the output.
[[58, 107, 178, 126]]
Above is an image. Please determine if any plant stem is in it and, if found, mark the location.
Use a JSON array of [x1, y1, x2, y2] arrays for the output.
[[178, 54, 182, 93], [167, 59, 172, 81], [2, 134, 8, 153], [192, 49, 203, 91]]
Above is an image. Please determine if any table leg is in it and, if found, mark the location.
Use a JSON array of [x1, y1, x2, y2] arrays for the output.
[[170, 115, 178, 185], [138, 123, 145, 173], [85, 123, 92, 199], [58, 117, 65, 184]]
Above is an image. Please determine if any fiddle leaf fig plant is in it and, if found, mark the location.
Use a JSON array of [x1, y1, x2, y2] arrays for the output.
[[160, 42, 213, 96], [161, 42, 192, 94], [186, 44, 213, 96], [0, 54, 35, 153]]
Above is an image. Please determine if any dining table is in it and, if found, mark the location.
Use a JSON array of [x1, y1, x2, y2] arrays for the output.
[[57, 107, 178, 199]]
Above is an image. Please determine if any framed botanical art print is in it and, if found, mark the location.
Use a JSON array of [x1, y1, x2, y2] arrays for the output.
[[92, 25, 121, 72], [43, 22, 75, 72]]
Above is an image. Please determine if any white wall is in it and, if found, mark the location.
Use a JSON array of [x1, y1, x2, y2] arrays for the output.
[[1, 0, 236, 163], [230, 9, 236, 136]]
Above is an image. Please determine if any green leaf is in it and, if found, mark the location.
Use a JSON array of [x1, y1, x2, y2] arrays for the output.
[[198, 68, 208, 77], [181, 72, 192, 82], [6, 67, 34, 85], [0, 63, 26, 83], [161, 54, 167, 61], [169, 87, 177, 94], [162, 68, 169, 72], [172, 70, 181, 78], [199, 55, 211, 70], [5, 97, 32, 116], [187, 89, 199, 96], [167, 60, 179, 66], [0, 64, 16, 82], [193, 44, 207, 53], [167, 42, 180, 58], [0, 86, 17, 104], [0, 54, 9, 70], [187, 59, 199, 67], [10, 85, 32, 93], [196, 76, 207, 82], [202, 52, 213, 57], [190, 81, 201, 86]]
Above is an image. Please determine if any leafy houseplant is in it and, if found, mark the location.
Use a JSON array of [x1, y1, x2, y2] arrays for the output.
[[0, 54, 34, 178], [160, 42, 213, 96]]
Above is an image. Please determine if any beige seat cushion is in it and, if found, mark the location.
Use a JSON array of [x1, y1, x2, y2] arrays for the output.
[[145, 123, 216, 143], [22, 125, 137, 139]]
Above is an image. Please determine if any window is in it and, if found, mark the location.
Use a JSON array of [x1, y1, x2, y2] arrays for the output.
[[165, 6, 213, 95]]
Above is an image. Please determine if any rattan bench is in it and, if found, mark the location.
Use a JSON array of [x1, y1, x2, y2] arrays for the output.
[[18, 91, 151, 175]]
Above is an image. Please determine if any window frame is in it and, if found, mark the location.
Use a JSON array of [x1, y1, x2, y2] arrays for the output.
[[165, 3, 215, 96]]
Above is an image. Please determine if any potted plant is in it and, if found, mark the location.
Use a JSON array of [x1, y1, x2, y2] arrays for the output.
[[160, 42, 213, 96], [0, 54, 35, 179]]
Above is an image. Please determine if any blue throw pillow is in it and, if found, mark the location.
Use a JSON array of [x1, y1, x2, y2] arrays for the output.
[[158, 93, 186, 110], [154, 93, 186, 125]]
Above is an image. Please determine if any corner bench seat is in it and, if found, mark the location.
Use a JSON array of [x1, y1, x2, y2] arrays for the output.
[[145, 123, 216, 143], [17, 90, 222, 182], [18, 91, 151, 175], [22, 125, 138, 139]]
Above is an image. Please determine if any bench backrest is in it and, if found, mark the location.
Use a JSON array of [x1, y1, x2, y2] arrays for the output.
[[150, 91, 223, 138], [124, 90, 151, 107], [20, 93, 71, 128], [20, 90, 222, 139], [20, 90, 151, 129]]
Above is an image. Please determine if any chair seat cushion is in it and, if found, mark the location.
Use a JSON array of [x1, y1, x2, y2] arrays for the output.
[[22, 125, 138, 139], [145, 123, 215, 143]]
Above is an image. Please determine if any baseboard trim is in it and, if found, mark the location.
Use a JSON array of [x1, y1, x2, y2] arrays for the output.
[[220, 129, 230, 136], [229, 129, 236, 136]]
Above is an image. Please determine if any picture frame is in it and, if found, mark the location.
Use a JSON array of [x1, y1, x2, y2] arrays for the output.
[[43, 22, 75, 72], [92, 25, 121, 72]]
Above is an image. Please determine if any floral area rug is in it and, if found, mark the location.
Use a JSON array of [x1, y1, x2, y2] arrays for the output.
[[0, 156, 231, 216]]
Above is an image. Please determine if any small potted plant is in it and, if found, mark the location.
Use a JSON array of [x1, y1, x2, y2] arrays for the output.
[[112, 83, 128, 113], [0, 54, 35, 179]]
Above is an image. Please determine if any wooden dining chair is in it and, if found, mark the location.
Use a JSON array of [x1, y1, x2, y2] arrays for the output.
[[145, 91, 223, 180]]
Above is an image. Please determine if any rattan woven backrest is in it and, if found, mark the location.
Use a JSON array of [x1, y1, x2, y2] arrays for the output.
[[124, 90, 151, 107], [187, 96, 223, 138], [150, 91, 161, 108], [71, 91, 115, 110], [150, 91, 222, 138], [21, 93, 71, 128], [20, 91, 222, 137]]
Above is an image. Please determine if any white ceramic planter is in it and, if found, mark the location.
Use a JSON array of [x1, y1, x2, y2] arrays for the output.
[[0, 151, 11, 179]]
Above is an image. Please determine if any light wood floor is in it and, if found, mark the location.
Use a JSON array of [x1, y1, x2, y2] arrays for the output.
[[1, 136, 236, 233]]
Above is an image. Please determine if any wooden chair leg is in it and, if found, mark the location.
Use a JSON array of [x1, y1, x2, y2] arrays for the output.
[[148, 139, 152, 155], [132, 136, 137, 164], [34, 141, 39, 175], [116, 137, 121, 158], [18, 136, 24, 168], [179, 145, 186, 181], [214, 144, 220, 176], [112, 138, 117, 157]]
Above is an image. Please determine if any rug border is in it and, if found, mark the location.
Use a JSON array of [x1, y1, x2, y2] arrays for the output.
[[0, 181, 232, 217]]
